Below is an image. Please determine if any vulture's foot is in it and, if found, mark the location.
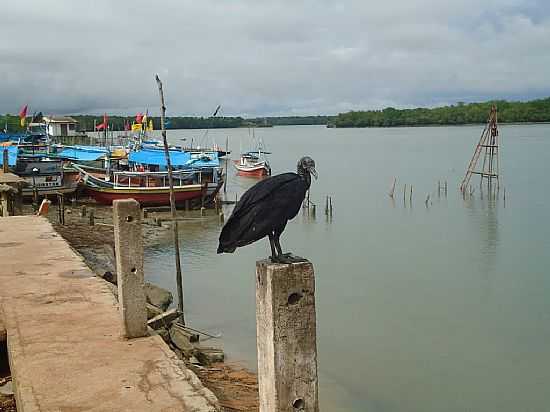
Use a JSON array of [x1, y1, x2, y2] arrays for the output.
[[270, 253, 308, 264]]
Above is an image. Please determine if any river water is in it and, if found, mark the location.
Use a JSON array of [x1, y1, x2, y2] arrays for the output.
[[143, 124, 550, 412]]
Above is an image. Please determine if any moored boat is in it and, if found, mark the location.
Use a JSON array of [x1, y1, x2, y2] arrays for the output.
[[234, 151, 271, 177], [12, 156, 79, 197], [74, 161, 223, 206]]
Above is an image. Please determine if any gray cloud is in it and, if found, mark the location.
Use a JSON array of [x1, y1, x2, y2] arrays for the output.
[[0, 0, 549, 116]]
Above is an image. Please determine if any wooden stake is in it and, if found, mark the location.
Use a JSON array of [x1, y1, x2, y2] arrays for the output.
[[2, 149, 8, 173], [403, 184, 407, 205], [389, 177, 396, 198], [425, 194, 430, 207], [224, 136, 228, 194], [409, 185, 413, 205], [155, 74, 185, 325]]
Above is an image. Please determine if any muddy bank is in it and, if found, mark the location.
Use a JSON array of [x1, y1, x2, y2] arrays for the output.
[[44, 201, 260, 411]]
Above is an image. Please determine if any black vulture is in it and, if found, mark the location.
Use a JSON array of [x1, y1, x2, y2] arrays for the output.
[[217, 156, 317, 263]]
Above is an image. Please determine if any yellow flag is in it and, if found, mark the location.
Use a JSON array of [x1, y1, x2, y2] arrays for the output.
[[147, 119, 153, 131], [20, 117, 26, 127], [131, 123, 142, 131]]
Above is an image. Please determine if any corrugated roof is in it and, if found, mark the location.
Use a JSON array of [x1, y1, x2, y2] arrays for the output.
[[43, 116, 78, 123]]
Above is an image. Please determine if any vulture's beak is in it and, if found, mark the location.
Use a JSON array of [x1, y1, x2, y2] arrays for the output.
[[309, 167, 318, 179]]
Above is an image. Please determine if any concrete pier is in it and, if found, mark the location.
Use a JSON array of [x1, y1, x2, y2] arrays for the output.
[[0, 216, 219, 411], [255, 260, 319, 412]]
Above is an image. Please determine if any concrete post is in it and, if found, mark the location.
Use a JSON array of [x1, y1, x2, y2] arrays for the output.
[[255, 260, 319, 412], [113, 199, 147, 339]]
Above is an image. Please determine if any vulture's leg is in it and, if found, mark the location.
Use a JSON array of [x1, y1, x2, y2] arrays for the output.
[[268, 233, 279, 262], [274, 234, 284, 256], [275, 232, 308, 263]]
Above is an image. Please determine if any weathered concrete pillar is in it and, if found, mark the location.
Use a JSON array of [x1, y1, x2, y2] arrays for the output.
[[113, 199, 147, 338], [256, 260, 319, 412]]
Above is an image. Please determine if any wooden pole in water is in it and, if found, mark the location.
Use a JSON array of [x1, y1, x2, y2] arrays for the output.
[[409, 185, 413, 205], [155, 74, 185, 325], [403, 184, 407, 205], [224, 136, 228, 194], [389, 177, 396, 198], [2, 149, 8, 173]]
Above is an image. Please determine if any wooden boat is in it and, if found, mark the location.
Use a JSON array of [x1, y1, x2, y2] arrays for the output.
[[12, 156, 79, 198], [234, 151, 271, 177], [74, 164, 222, 206]]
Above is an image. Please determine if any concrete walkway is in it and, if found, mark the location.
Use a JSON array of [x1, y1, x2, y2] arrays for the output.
[[0, 216, 219, 411]]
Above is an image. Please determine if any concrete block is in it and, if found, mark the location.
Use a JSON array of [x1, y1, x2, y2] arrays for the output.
[[144, 282, 173, 311], [169, 325, 194, 357], [147, 308, 181, 330], [195, 347, 224, 365], [147, 303, 163, 320], [256, 260, 319, 412], [147, 326, 170, 343], [113, 199, 147, 339]]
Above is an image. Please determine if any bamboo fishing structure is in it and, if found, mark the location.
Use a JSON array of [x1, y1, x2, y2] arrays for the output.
[[155, 74, 185, 325], [460, 106, 501, 193]]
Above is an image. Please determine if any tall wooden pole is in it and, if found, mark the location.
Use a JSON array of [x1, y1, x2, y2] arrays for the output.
[[224, 136, 228, 194], [155, 74, 185, 325]]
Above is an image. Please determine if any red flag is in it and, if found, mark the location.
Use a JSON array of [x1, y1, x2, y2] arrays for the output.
[[95, 113, 108, 130], [135, 112, 143, 124], [19, 105, 28, 126], [19, 105, 28, 119]]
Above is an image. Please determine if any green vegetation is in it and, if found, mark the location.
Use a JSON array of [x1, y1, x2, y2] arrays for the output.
[[70, 115, 245, 131], [3, 98, 550, 132], [332, 98, 550, 127], [247, 116, 331, 127], [0, 114, 27, 133]]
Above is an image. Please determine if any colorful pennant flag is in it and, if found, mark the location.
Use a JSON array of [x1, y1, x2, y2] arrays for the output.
[[19, 105, 28, 127]]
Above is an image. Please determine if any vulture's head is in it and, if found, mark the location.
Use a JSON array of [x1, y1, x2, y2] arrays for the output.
[[297, 156, 318, 179]]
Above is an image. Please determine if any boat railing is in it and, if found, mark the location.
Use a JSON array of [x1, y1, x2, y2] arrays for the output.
[[112, 169, 200, 189]]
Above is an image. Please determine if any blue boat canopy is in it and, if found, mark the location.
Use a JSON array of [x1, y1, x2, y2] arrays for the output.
[[129, 149, 219, 168], [57, 146, 108, 161], [129, 149, 192, 167]]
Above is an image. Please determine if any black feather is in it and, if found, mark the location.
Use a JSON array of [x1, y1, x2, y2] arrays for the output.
[[217, 172, 309, 253]]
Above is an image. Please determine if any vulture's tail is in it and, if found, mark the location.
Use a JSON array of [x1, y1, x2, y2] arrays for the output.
[[217, 218, 238, 254]]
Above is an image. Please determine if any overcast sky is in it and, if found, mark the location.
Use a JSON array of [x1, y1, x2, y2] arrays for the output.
[[1, 0, 549, 117]]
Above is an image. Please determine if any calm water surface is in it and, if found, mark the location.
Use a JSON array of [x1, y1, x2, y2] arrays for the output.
[[144, 125, 550, 412]]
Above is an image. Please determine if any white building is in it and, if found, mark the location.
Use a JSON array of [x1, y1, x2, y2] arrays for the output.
[[43, 116, 79, 137]]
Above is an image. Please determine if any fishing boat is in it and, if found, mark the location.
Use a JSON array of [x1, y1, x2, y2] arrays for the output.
[[73, 149, 224, 206], [12, 155, 80, 197], [74, 165, 208, 206], [234, 150, 271, 177]]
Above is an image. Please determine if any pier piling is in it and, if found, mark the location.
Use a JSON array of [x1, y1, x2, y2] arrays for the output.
[[113, 199, 147, 338], [255, 260, 319, 412], [2, 149, 8, 173]]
